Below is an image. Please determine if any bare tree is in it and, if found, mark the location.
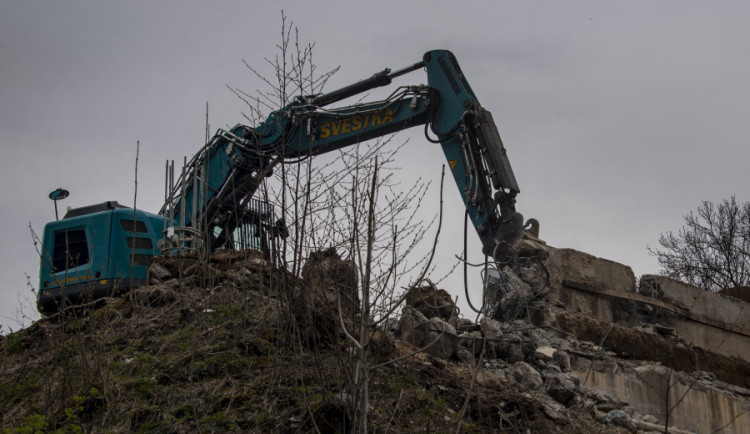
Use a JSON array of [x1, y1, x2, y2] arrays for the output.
[[231, 13, 445, 432], [320, 150, 444, 432], [649, 196, 750, 292]]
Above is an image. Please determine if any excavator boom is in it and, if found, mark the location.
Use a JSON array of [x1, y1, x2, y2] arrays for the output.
[[36, 49, 529, 314]]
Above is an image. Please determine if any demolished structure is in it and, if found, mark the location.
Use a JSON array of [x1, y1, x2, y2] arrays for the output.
[[396, 237, 750, 433], [4, 237, 749, 432]]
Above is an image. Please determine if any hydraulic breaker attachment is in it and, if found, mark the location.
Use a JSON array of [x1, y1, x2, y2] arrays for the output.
[[475, 109, 519, 193], [471, 109, 530, 263], [490, 211, 526, 263]]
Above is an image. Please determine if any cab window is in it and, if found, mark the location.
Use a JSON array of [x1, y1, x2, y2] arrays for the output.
[[52, 230, 89, 272]]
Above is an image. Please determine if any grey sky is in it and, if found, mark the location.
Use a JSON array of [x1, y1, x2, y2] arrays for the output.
[[2, 1, 749, 329]]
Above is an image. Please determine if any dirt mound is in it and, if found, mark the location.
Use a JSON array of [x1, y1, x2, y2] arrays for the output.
[[1, 248, 636, 433]]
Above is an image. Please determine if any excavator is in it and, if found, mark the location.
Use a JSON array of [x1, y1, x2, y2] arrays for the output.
[[36, 49, 532, 314]]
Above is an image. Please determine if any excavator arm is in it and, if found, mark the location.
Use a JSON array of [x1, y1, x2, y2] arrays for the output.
[[37, 49, 529, 314], [172, 49, 527, 261]]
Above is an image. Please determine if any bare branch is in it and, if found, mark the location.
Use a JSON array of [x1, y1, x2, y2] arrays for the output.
[[649, 196, 750, 291]]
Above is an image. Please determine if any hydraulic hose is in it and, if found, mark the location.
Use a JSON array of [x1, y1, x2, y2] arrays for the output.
[[463, 209, 486, 314]]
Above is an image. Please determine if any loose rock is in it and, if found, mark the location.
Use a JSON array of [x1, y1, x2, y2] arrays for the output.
[[509, 361, 543, 390]]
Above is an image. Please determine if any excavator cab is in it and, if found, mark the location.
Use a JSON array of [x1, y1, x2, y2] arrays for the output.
[[37, 198, 285, 314], [37, 202, 163, 314]]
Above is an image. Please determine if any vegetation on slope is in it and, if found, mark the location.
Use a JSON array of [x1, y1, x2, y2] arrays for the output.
[[0, 250, 616, 433]]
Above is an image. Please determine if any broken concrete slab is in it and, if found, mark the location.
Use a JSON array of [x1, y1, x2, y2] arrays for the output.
[[390, 235, 750, 433], [505, 240, 750, 387], [545, 248, 637, 324], [509, 361, 543, 390], [549, 248, 637, 294], [479, 316, 503, 340], [640, 275, 750, 330], [549, 278, 750, 380], [573, 359, 750, 433], [639, 275, 750, 361], [148, 262, 172, 284], [535, 345, 556, 362], [553, 308, 750, 389], [397, 306, 459, 360], [404, 284, 458, 323], [301, 248, 359, 318]]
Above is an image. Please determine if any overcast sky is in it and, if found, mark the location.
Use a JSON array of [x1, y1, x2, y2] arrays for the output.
[[2, 1, 749, 330]]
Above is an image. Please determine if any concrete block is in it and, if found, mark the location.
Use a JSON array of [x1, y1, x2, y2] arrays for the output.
[[573, 363, 750, 433], [639, 275, 750, 361], [546, 248, 636, 321], [549, 248, 637, 294], [509, 361, 543, 390], [535, 345, 556, 362], [480, 316, 504, 340], [639, 275, 750, 330]]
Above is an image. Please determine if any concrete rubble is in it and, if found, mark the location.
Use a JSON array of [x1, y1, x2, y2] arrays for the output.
[[393, 237, 750, 433]]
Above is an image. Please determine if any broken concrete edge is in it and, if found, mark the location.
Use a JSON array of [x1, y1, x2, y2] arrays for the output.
[[639, 274, 750, 331], [548, 247, 750, 319], [548, 248, 638, 295], [593, 409, 696, 434], [374, 240, 750, 433], [548, 247, 749, 329], [393, 302, 750, 433], [541, 242, 750, 363], [554, 308, 750, 388], [562, 279, 750, 339]]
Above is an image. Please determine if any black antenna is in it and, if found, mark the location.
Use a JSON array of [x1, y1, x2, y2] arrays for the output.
[[48, 188, 69, 221]]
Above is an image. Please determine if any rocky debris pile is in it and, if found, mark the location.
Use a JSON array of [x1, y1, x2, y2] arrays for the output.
[[148, 247, 361, 344], [393, 237, 750, 433], [395, 291, 635, 429], [5, 240, 750, 432], [2, 246, 620, 433]]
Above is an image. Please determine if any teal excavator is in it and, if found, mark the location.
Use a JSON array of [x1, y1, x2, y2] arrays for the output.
[[37, 49, 533, 314]]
